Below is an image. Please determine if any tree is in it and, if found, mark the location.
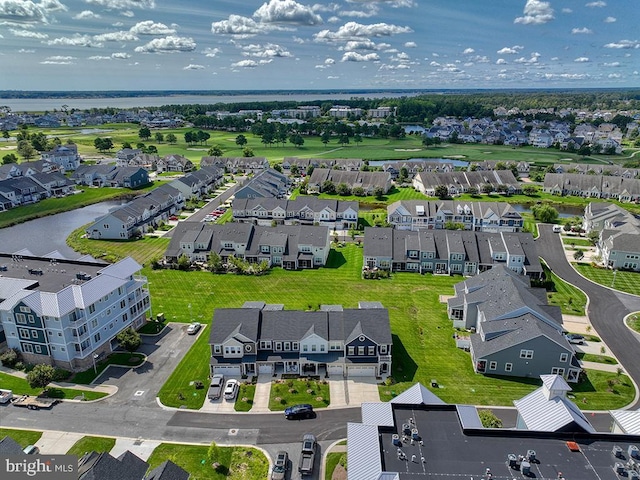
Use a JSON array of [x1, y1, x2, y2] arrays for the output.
[[322, 180, 336, 194], [94, 137, 113, 153], [587, 230, 600, 245], [2, 153, 18, 164], [122, 141, 132, 149], [523, 185, 538, 196], [435, 185, 449, 199], [138, 126, 151, 141], [445, 221, 465, 230], [467, 186, 479, 196], [235, 134, 247, 147], [336, 183, 351, 196], [116, 327, 141, 356], [208, 145, 224, 157], [242, 147, 254, 157], [166, 133, 177, 144], [196, 130, 210, 145], [338, 134, 350, 146], [154, 132, 164, 143], [26, 364, 55, 392], [573, 250, 584, 261], [30, 132, 48, 151], [352, 186, 365, 197], [478, 409, 503, 428], [481, 183, 494, 194], [208, 252, 223, 273], [531, 204, 559, 223], [321, 130, 331, 147], [373, 186, 385, 200], [177, 253, 191, 271], [2, 130, 9, 140], [289, 133, 304, 148], [290, 164, 299, 176], [17, 140, 37, 160], [273, 163, 282, 172], [184, 131, 194, 145]]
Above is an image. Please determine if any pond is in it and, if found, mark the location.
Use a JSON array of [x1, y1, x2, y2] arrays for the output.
[[368, 158, 469, 168]]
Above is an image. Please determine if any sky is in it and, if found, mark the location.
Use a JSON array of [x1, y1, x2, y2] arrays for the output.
[[0, 0, 638, 91]]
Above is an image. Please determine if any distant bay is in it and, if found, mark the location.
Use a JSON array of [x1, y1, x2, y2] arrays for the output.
[[0, 90, 423, 112]]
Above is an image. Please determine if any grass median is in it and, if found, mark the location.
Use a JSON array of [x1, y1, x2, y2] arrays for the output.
[[0, 372, 107, 401]]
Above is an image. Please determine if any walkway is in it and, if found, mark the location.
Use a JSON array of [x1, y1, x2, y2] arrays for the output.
[[250, 375, 272, 413]]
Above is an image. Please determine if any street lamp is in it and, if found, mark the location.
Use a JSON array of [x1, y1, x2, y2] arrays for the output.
[[611, 269, 617, 288], [92, 354, 99, 374]]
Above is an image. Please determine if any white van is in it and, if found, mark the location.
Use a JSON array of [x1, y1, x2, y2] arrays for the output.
[[552, 225, 563, 233]]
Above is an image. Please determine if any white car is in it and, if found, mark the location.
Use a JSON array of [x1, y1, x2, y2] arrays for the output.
[[186, 322, 201, 335], [224, 379, 239, 400]]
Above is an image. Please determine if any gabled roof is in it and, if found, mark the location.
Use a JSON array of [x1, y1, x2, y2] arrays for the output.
[[144, 460, 190, 480], [390, 383, 446, 405], [0, 436, 24, 455], [609, 410, 640, 434]]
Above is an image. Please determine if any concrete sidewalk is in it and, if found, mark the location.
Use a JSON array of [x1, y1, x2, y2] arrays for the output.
[[34, 431, 85, 455], [110, 438, 161, 461], [250, 375, 272, 413]]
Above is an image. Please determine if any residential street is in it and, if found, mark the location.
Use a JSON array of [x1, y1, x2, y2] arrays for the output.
[[535, 223, 640, 408]]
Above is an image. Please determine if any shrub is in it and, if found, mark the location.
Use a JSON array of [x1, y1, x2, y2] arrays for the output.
[[52, 368, 71, 382], [0, 348, 20, 368]]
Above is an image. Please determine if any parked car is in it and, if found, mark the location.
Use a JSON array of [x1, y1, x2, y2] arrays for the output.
[[208, 374, 225, 400], [566, 333, 585, 345], [186, 322, 202, 335], [271, 451, 289, 480], [23, 445, 40, 455], [224, 379, 239, 400], [285, 404, 314, 420], [552, 225, 563, 233]]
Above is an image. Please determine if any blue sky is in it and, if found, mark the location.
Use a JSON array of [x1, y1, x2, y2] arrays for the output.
[[0, 0, 638, 91]]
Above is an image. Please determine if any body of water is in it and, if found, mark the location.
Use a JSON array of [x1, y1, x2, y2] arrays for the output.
[[0, 201, 122, 258], [1, 91, 421, 112], [368, 158, 470, 168]]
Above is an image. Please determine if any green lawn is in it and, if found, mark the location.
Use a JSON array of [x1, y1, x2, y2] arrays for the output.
[[269, 378, 330, 410], [562, 237, 594, 247], [146, 443, 268, 480], [66, 436, 116, 457], [0, 428, 42, 448], [574, 264, 640, 296], [627, 313, 640, 333], [71, 353, 146, 385], [542, 264, 588, 316], [0, 372, 106, 400], [576, 353, 618, 365], [235, 382, 257, 412], [325, 452, 346, 480]]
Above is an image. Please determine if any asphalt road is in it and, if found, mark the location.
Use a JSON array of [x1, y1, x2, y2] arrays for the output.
[[536, 224, 640, 408]]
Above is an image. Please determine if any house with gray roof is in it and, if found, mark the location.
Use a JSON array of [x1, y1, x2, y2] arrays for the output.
[[0, 436, 24, 455], [200, 156, 269, 173], [307, 168, 391, 195], [544, 173, 640, 202], [78, 450, 189, 480], [72, 164, 119, 187], [157, 154, 194, 173], [233, 168, 290, 199], [232, 196, 358, 229], [413, 170, 520, 196], [387, 200, 524, 232], [597, 212, 640, 272], [40, 143, 81, 171], [447, 266, 580, 383], [364, 228, 541, 277], [30, 171, 76, 196], [106, 167, 150, 189], [164, 222, 330, 269], [168, 165, 224, 200], [209, 302, 392, 378]]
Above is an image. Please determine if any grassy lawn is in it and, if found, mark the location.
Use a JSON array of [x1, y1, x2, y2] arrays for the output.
[[71, 353, 146, 385], [66, 436, 116, 457], [542, 264, 587, 316], [269, 378, 330, 411], [325, 452, 346, 480], [235, 382, 257, 412], [568, 370, 634, 410], [627, 313, 640, 333], [139, 321, 168, 335], [573, 264, 640, 296], [0, 428, 42, 448], [562, 237, 594, 247], [0, 372, 106, 400], [576, 353, 618, 365], [146, 443, 268, 480]]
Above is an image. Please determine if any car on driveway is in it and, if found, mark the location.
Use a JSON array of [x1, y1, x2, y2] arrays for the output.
[[285, 404, 314, 420], [208, 374, 225, 400], [23, 445, 39, 455], [224, 379, 239, 400], [271, 451, 289, 480], [566, 333, 585, 345], [186, 322, 202, 335]]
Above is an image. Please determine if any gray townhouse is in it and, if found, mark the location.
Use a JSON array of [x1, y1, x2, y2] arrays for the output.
[[233, 168, 291, 199], [40, 143, 81, 171], [583, 202, 632, 233], [0, 176, 49, 206], [78, 450, 189, 480], [200, 156, 270, 174], [208, 302, 392, 378], [156, 154, 194, 173], [29, 171, 76, 197], [0, 255, 150, 371], [86, 184, 184, 240], [307, 168, 392, 195], [363, 227, 542, 278], [116, 148, 142, 164], [595, 208, 640, 272], [281, 157, 332, 172], [124, 153, 159, 170], [232, 196, 359, 229], [413, 170, 520, 196], [72, 165, 150, 189], [387, 200, 524, 232], [0, 159, 61, 180], [447, 266, 581, 383], [552, 163, 639, 178], [168, 165, 224, 200], [164, 222, 331, 269], [381, 160, 455, 179], [544, 173, 640, 202]]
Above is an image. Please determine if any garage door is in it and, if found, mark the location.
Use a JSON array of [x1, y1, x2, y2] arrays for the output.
[[327, 365, 344, 376], [347, 366, 376, 377], [258, 363, 273, 374], [214, 365, 242, 376]]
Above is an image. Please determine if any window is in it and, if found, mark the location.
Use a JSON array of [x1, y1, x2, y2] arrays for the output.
[[284, 342, 291, 351], [94, 333, 101, 343], [311, 345, 317, 352], [380, 345, 388, 354], [91, 319, 98, 329], [559, 353, 568, 363], [320, 344, 325, 352], [275, 342, 282, 351], [28, 315, 35, 324], [34, 345, 42, 354], [551, 367, 565, 376], [303, 345, 308, 352], [120, 300, 126, 308], [357, 346, 365, 356], [292, 342, 299, 351], [505, 363, 513, 372], [489, 361, 497, 370], [31, 330, 38, 338], [16, 314, 26, 324], [20, 306, 31, 313], [348, 346, 355, 356], [214, 345, 221, 354], [519, 349, 533, 359], [122, 313, 128, 322], [58, 332, 62, 337], [368, 346, 375, 356], [19, 329, 29, 339], [88, 304, 95, 314]]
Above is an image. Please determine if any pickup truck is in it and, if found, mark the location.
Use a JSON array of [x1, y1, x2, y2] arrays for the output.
[[0, 389, 13, 404], [12, 394, 58, 410], [208, 374, 225, 400], [298, 433, 317, 476]]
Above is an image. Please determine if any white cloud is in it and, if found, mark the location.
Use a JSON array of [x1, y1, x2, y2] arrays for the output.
[[93, 30, 138, 42], [497, 45, 524, 54], [346, 0, 416, 6], [341, 39, 384, 51], [111, 52, 130, 58], [253, 0, 322, 25], [585, 1, 606, 7], [514, 52, 541, 64], [41, 55, 76, 64], [603, 62, 619, 67], [10, 27, 48, 38], [603, 16, 616, 23], [73, 10, 100, 20], [183, 63, 205, 70], [462, 47, 474, 54], [325, 57, 335, 64], [88, 55, 111, 60], [604, 40, 640, 49], [0, 0, 51, 24], [120, 10, 134, 17], [608, 73, 621, 78], [134, 35, 196, 53], [314, 21, 412, 42], [84, 0, 154, 9], [341, 51, 379, 62], [574, 57, 590, 62], [130, 20, 175, 35], [561, 8, 572, 13], [514, 0, 554, 25], [45, 34, 102, 47], [404, 41, 416, 48], [240, 42, 292, 58], [496, 58, 507, 64], [212, 14, 269, 37], [18, 48, 35, 53], [231, 58, 272, 68], [202, 47, 221, 57], [571, 27, 592, 34]]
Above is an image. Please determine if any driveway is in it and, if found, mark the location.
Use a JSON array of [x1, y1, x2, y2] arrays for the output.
[[536, 224, 640, 407], [96, 323, 203, 408]]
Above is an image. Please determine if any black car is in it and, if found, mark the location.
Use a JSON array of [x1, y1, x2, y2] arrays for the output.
[[284, 404, 314, 420]]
